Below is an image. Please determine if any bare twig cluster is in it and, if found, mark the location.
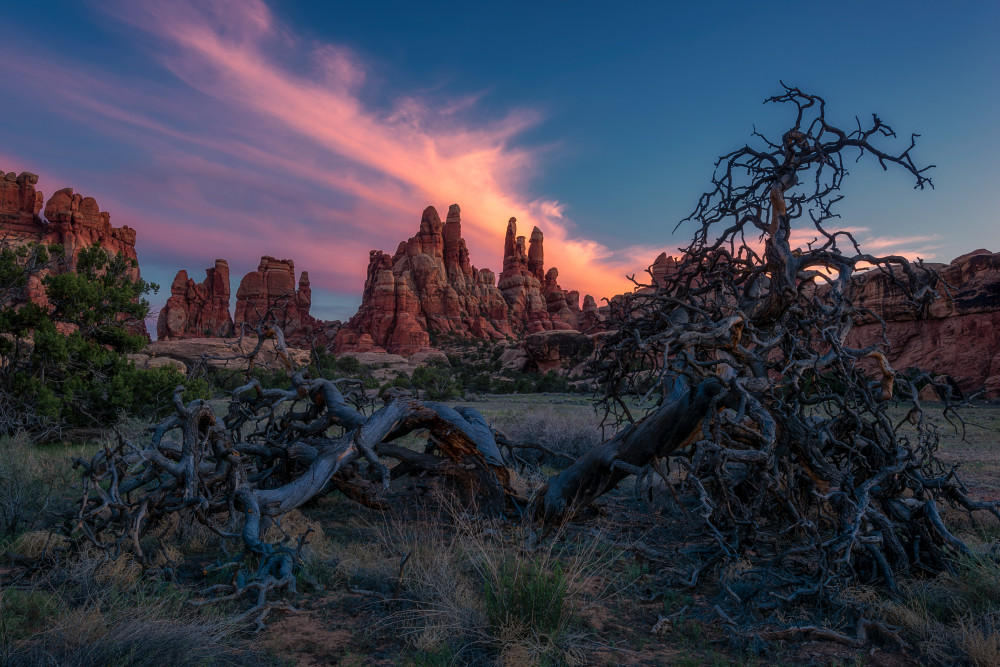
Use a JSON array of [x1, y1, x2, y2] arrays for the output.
[[72, 321, 515, 630], [562, 84, 996, 613]]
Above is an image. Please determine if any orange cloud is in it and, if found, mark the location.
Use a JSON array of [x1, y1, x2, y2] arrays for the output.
[[107, 0, 658, 302]]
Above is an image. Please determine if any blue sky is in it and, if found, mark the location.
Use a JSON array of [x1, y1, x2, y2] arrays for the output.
[[1, 0, 997, 322]]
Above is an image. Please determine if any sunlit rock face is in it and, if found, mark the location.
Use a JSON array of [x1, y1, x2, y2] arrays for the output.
[[0, 169, 147, 336], [0, 170, 139, 271], [846, 249, 1000, 397], [334, 204, 602, 356]]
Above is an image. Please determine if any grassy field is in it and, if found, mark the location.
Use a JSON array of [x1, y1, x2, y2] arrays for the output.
[[2, 398, 999, 666]]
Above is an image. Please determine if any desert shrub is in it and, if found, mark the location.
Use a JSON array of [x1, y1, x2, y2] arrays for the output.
[[534, 371, 569, 394], [368, 502, 613, 665], [484, 556, 568, 639], [409, 364, 459, 400], [0, 242, 206, 435], [467, 522, 610, 666], [364, 513, 485, 657], [330, 354, 362, 376]]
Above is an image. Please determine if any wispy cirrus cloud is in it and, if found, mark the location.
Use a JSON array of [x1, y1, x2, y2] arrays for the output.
[[1, 0, 661, 316], [103, 0, 657, 302]]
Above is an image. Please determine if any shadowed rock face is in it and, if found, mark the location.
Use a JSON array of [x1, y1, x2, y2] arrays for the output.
[[157, 260, 234, 340], [158, 256, 335, 346], [0, 169, 146, 336], [334, 205, 602, 355], [845, 249, 1000, 397]]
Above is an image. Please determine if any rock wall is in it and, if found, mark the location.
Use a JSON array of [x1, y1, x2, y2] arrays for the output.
[[847, 249, 1000, 397], [0, 169, 146, 335], [334, 204, 604, 355], [635, 247, 1000, 396]]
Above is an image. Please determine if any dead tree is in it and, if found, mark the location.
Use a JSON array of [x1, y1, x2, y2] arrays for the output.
[[72, 322, 514, 629], [538, 84, 998, 610], [70, 86, 999, 626]]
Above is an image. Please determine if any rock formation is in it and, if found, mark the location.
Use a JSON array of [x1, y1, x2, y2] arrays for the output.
[[846, 249, 1000, 397], [1, 170, 139, 271], [234, 256, 326, 345], [136, 337, 312, 373], [581, 294, 604, 331], [156, 255, 337, 346], [0, 169, 146, 335], [649, 252, 681, 288], [496, 219, 549, 333], [334, 205, 603, 355], [335, 205, 516, 355], [496, 217, 582, 334], [157, 260, 234, 340], [0, 170, 43, 228]]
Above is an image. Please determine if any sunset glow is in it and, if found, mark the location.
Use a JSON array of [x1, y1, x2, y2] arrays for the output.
[[1, 0, 996, 320]]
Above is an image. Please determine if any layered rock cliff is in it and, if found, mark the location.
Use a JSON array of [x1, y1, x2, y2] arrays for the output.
[[846, 249, 1000, 397], [334, 204, 604, 355], [0, 169, 146, 334]]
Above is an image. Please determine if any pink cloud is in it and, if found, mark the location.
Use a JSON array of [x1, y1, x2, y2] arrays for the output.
[[0, 2, 966, 327], [98, 0, 657, 301]]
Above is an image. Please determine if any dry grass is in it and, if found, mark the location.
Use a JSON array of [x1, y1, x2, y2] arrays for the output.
[[871, 552, 1000, 665], [3, 399, 1000, 666], [335, 494, 622, 666], [1, 548, 254, 666], [482, 399, 606, 460], [0, 431, 90, 537]]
